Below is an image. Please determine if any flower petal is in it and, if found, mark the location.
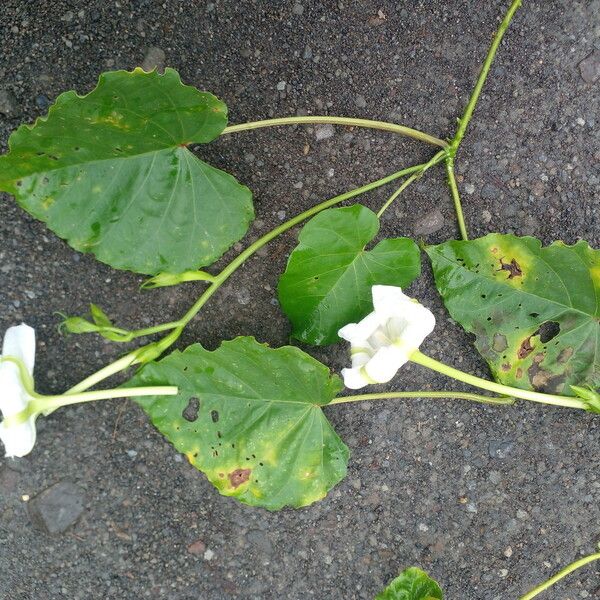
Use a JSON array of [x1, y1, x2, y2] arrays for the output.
[[364, 345, 408, 383], [2, 323, 36, 375], [341, 367, 372, 390], [0, 416, 37, 458], [0, 363, 29, 417], [371, 285, 412, 318], [338, 311, 382, 343]]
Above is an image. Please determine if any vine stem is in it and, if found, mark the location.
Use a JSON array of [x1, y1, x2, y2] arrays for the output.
[[445, 158, 469, 240], [221, 115, 448, 149], [330, 391, 513, 406], [2, 385, 178, 427], [376, 150, 446, 217], [519, 550, 600, 600], [450, 0, 522, 153], [410, 351, 588, 410], [68, 162, 433, 393]]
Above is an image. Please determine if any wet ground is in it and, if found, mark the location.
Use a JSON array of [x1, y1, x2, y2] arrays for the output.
[[1, 1, 599, 598]]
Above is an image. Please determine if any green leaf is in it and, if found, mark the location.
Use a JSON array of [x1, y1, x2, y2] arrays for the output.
[[0, 68, 253, 275], [427, 234, 600, 395], [278, 204, 421, 345], [90, 304, 113, 328], [375, 567, 443, 600], [128, 336, 349, 510]]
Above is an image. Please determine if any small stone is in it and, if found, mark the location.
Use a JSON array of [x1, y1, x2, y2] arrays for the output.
[[187, 539, 206, 555], [465, 182, 475, 195], [0, 89, 20, 117], [35, 94, 50, 110], [481, 183, 500, 200], [315, 123, 335, 141], [482, 209, 492, 223], [141, 47, 166, 73], [292, 2, 304, 15], [277, 210, 286, 220], [28, 481, 85, 534], [203, 548, 215, 561], [576, 117, 586, 126], [499, 569, 509, 578], [418, 523, 429, 532], [504, 546, 513, 558], [303, 46, 313, 60], [413, 208, 444, 235], [578, 50, 600, 83], [276, 80, 287, 91], [355, 94, 367, 108], [516, 509, 529, 520], [126, 449, 138, 458], [488, 439, 515, 459]]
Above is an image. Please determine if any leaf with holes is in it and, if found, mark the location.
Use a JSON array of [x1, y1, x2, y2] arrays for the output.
[[427, 234, 600, 395], [128, 336, 349, 510], [278, 204, 421, 345], [376, 567, 443, 600], [0, 68, 253, 275]]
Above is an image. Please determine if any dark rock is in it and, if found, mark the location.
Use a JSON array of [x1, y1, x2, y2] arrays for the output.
[[28, 481, 85, 534], [0, 89, 20, 117], [413, 208, 445, 235]]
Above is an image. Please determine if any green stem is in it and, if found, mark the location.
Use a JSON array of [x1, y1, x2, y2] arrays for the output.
[[67, 353, 139, 394], [125, 321, 182, 340], [221, 116, 448, 149], [410, 351, 588, 410], [520, 550, 600, 600], [445, 157, 469, 240], [330, 391, 514, 406], [3, 385, 178, 427], [450, 0, 522, 154], [68, 163, 428, 393], [376, 150, 446, 218]]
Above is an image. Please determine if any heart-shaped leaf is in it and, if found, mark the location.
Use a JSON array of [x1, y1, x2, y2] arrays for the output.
[[0, 68, 253, 275], [376, 567, 443, 600], [278, 204, 421, 345], [427, 234, 600, 395], [128, 336, 349, 510]]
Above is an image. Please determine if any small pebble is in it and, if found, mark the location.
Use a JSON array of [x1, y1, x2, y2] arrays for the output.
[[355, 94, 367, 108], [578, 50, 600, 83], [315, 123, 335, 141], [276, 80, 286, 91], [141, 46, 166, 73], [203, 548, 215, 561], [292, 2, 304, 15], [465, 182, 475, 195]]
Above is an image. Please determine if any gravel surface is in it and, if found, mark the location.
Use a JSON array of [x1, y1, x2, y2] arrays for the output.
[[1, 1, 599, 599]]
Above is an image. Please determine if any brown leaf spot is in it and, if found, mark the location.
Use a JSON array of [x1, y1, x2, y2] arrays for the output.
[[228, 469, 251, 489], [182, 397, 200, 422], [518, 336, 535, 359], [492, 333, 508, 353], [558, 347, 574, 363], [498, 258, 522, 279], [527, 353, 565, 393], [516, 368, 523, 379], [501, 363, 511, 371]]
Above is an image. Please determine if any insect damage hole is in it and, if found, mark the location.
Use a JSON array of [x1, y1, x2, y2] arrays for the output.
[[538, 321, 560, 343], [182, 397, 200, 422]]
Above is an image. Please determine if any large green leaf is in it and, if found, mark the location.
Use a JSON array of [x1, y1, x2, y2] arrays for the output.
[[427, 234, 600, 395], [278, 204, 421, 345], [0, 68, 253, 275], [375, 567, 443, 600], [129, 337, 349, 510]]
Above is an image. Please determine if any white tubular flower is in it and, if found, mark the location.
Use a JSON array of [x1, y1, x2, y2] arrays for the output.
[[338, 286, 436, 389], [0, 323, 37, 458]]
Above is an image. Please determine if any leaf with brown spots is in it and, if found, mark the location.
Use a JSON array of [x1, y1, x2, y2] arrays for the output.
[[427, 234, 600, 395], [127, 336, 348, 510]]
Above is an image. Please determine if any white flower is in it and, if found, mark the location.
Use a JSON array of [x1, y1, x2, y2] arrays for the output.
[[0, 323, 37, 458], [338, 286, 435, 389]]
